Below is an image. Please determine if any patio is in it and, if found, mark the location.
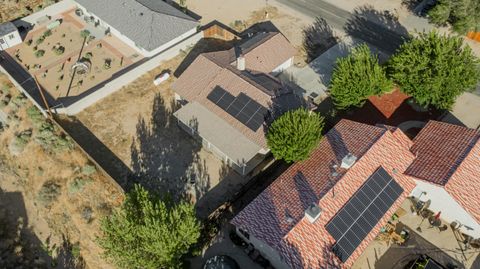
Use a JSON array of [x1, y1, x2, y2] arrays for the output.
[[353, 198, 480, 269]]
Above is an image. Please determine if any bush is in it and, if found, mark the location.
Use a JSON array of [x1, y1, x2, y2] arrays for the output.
[[84, 52, 93, 59], [27, 106, 45, 127], [43, 29, 52, 37], [52, 46, 65, 55], [80, 30, 90, 39], [34, 122, 74, 152], [37, 181, 61, 207], [81, 164, 96, 175], [266, 108, 324, 163], [35, 36, 45, 45], [35, 50, 45, 58], [68, 177, 92, 194], [26, 39, 33, 46]]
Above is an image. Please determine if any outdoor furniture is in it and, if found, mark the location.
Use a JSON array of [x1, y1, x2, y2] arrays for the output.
[[438, 224, 448, 232], [428, 216, 441, 228]]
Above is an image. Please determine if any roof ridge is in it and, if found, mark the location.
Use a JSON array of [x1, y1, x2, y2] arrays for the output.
[[135, 0, 196, 22]]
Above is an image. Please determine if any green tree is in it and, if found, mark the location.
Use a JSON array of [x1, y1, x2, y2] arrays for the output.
[[266, 108, 324, 163], [330, 44, 392, 110], [389, 31, 479, 110], [428, 0, 480, 33], [98, 185, 201, 269]]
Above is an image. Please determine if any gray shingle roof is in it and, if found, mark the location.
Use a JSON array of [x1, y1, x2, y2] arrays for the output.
[[75, 0, 198, 52], [0, 22, 17, 37]]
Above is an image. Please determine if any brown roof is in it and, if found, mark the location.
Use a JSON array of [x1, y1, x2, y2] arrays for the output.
[[172, 32, 300, 148], [231, 120, 417, 268], [405, 121, 480, 185]]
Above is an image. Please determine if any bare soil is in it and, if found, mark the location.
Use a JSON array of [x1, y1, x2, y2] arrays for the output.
[[6, 10, 140, 100], [0, 74, 123, 269], [0, 0, 54, 23]]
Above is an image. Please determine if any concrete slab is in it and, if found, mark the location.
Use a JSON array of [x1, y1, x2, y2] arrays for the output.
[[279, 36, 388, 104], [441, 92, 480, 129]]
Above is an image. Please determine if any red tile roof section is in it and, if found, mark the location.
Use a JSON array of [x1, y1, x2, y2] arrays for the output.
[[405, 121, 480, 185], [445, 139, 480, 223], [231, 120, 417, 268]]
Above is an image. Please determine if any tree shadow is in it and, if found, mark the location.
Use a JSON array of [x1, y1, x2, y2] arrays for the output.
[[303, 17, 339, 62], [344, 5, 410, 55], [0, 189, 85, 269], [129, 93, 209, 202]]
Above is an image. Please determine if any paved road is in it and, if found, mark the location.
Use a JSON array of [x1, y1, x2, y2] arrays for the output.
[[276, 0, 409, 55]]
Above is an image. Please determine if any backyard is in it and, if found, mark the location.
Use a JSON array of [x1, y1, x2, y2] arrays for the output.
[[5, 8, 141, 100], [57, 38, 257, 218]]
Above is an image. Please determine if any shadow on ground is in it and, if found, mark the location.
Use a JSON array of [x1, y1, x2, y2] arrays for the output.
[[0, 189, 85, 269], [344, 5, 410, 55], [129, 94, 210, 202], [303, 17, 339, 62]]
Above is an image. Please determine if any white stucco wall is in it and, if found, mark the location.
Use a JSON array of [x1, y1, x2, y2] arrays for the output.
[[0, 30, 22, 50], [236, 228, 290, 269], [411, 180, 480, 238], [271, 57, 293, 75]]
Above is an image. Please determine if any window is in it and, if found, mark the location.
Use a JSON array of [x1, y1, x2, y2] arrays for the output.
[[8, 34, 15, 40]]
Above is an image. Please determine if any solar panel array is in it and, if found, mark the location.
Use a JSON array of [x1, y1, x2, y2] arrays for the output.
[[325, 167, 403, 262], [207, 86, 268, 131]]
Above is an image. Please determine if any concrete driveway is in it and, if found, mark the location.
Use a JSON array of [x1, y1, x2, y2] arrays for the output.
[[279, 36, 388, 104], [441, 92, 480, 130]]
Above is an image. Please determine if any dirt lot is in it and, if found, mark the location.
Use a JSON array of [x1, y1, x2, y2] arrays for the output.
[[6, 9, 140, 100], [0, 74, 123, 268]]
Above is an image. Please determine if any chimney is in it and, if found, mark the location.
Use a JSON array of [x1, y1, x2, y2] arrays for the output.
[[340, 153, 357, 169], [305, 204, 322, 223], [237, 54, 245, 71]]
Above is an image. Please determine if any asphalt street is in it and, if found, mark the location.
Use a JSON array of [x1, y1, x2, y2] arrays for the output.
[[276, 0, 409, 54]]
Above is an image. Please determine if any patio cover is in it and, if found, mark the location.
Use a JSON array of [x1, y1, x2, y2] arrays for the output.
[[174, 102, 262, 166]]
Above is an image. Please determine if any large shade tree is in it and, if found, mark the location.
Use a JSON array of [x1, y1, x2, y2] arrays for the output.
[[266, 108, 324, 163], [389, 31, 479, 110], [98, 184, 201, 269], [330, 44, 393, 110], [428, 0, 480, 34]]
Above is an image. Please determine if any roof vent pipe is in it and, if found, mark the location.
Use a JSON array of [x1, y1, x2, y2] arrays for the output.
[[237, 55, 245, 71], [340, 153, 357, 169], [305, 204, 322, 223]]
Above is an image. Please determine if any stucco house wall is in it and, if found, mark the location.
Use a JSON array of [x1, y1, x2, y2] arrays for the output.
[[410, 180, 480, 238]]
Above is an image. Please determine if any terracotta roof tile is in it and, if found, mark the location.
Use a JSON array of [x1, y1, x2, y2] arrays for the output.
[[231, 120, 417, 268], [405, 121, 480, 185]]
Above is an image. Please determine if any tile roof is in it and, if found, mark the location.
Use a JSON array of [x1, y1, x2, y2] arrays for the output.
[[405, 121, 480, 185], [231, 120, 417, 268], [172, 32, 300, 148], [75, 0, 198, 51]]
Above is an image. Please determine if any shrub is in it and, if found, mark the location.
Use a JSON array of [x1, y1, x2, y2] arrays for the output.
[[35, 50, 45, 58], [84, 52, 93, 59], [81, 164, 96, 175], [68, 177, 92, 194], [80, 30, 90, 39], [43, 29, 52, 37], [103, 58, 112, 69], [266, 108, 324, 163], [81, 206, 93, 223], [26, 39, 33, 46], [71, 243, 81, 259], [27, 106, 44, 126], [37, 181, 61, 207], [35, 36, 45, 45], [34, 122, 74, 152], [52, 46, 65, 55]]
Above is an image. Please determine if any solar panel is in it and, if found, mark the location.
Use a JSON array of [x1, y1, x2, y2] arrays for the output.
[[207, 88, 268, 131], [325, 167, 403, 262]]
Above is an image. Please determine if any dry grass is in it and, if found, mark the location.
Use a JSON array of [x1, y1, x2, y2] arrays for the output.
[[0, 74, 123, 269]]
